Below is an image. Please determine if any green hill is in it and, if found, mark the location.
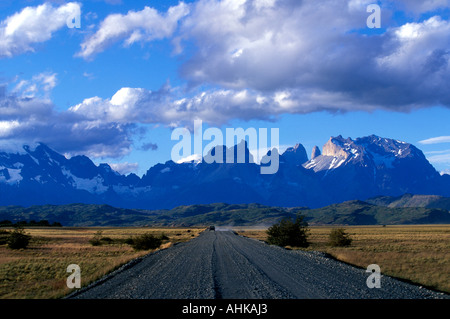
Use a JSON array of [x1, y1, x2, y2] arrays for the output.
[[0, 198, 449, 227], [366, 194, 450, 210], [302, 200, 450, 225]]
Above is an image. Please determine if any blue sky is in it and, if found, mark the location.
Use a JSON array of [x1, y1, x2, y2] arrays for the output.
[[1, 0, 450, 176]]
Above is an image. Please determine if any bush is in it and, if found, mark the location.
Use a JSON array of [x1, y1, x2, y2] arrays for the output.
[[0, 220, 13, 227], [267, 215, 309, 248], [89, 230, 104, 246], [100, 237, 113, 243], [0, 230, 10, 245], [124, 237, 134, 245], [159, 233, 169, 241], [130, 233, 162, 251], [7, 227, 31, 249], [328, 228, 352, 247]]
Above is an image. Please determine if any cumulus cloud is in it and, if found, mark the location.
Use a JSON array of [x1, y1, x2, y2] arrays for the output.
[[77, 2, 189, 59], [71, 0, 450, 117], [0, 2, 81, 58], [66, 83, 395, 131], [0, 82, 137, 159], [2, 1, 450, 159], [69, 84, 282, 127], [0, 120, 20, 138], [172, 0, 450, 112]]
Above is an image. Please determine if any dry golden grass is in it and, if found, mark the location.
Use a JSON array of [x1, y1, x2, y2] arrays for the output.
[[0, 227, 204, 299], [236, 225, 450, 294], [2, 225, 447, 298]]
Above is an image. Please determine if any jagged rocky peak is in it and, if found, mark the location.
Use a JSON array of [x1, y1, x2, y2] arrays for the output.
[[311, 146, 321, 159], [356, 135, 414, 158], [25, 142, 67, 163], [281, 143, 308, 164], [320, 134, 417, 162], [204, 139, 255, 164], [322, 135, 355, 158]]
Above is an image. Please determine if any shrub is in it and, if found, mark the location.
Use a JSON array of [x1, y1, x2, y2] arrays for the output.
[[124, 237, 134, 245], [7, 227, 31, 249], [89, 230, 104, 246], [100, 237, 113, 243], [0, 220, 13, 227], [0, 230, 10, 245], [328, 228, 352, 247], [267, 215, 309, 248], [130, 233, 162, 251], [37, 220, 50, 227], [159, 233, 169, 241]]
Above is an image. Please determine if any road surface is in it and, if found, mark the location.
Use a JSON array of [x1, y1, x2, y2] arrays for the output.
[[68, 230, 447, 299]]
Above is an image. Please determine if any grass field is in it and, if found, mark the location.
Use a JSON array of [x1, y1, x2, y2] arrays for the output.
[[235, 225, 450, 294], [0, 227, 204, 299]]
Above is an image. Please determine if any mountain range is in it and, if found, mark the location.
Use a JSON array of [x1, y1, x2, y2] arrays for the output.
[[1, 135, 449, 210]]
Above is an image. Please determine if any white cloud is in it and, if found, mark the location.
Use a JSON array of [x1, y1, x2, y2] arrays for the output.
[[396, 0, 450, 15], [177, 153, 202, 164], [0, 2, 81, 58], [424, 148, 450, 169], [0, 80, 136, 159], [109, 162, 139, 175], [13, 72, 57, 98], [378, 17, 450, 72], [2, 1, 450, 160], [68, 82, 391, 130], [174, 0, 450, 112], [0, 120, 20, 138], [69, 85, 274, 126], [62, 1, 450, 117], [419, 136, 450, 145], [77, 2, 189, 59], [427, 152, 450, 164]]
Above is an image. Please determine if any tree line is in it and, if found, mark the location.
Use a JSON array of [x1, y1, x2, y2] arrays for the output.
[[0, 220, 62, 227]]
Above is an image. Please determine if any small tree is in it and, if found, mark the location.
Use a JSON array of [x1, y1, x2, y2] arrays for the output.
[[328, 228, 352, 247], [267, 215, 309, 248], [7, 226, 31, 249]]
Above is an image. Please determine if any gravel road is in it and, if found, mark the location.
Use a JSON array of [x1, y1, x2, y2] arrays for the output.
[[68, 230, 447, 299]]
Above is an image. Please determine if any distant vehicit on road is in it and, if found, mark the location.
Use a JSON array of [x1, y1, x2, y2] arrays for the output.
[[209, 226, 215, 231]]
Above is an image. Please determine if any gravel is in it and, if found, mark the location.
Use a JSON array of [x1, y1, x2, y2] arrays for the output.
[[68, 231, 448, 299]]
